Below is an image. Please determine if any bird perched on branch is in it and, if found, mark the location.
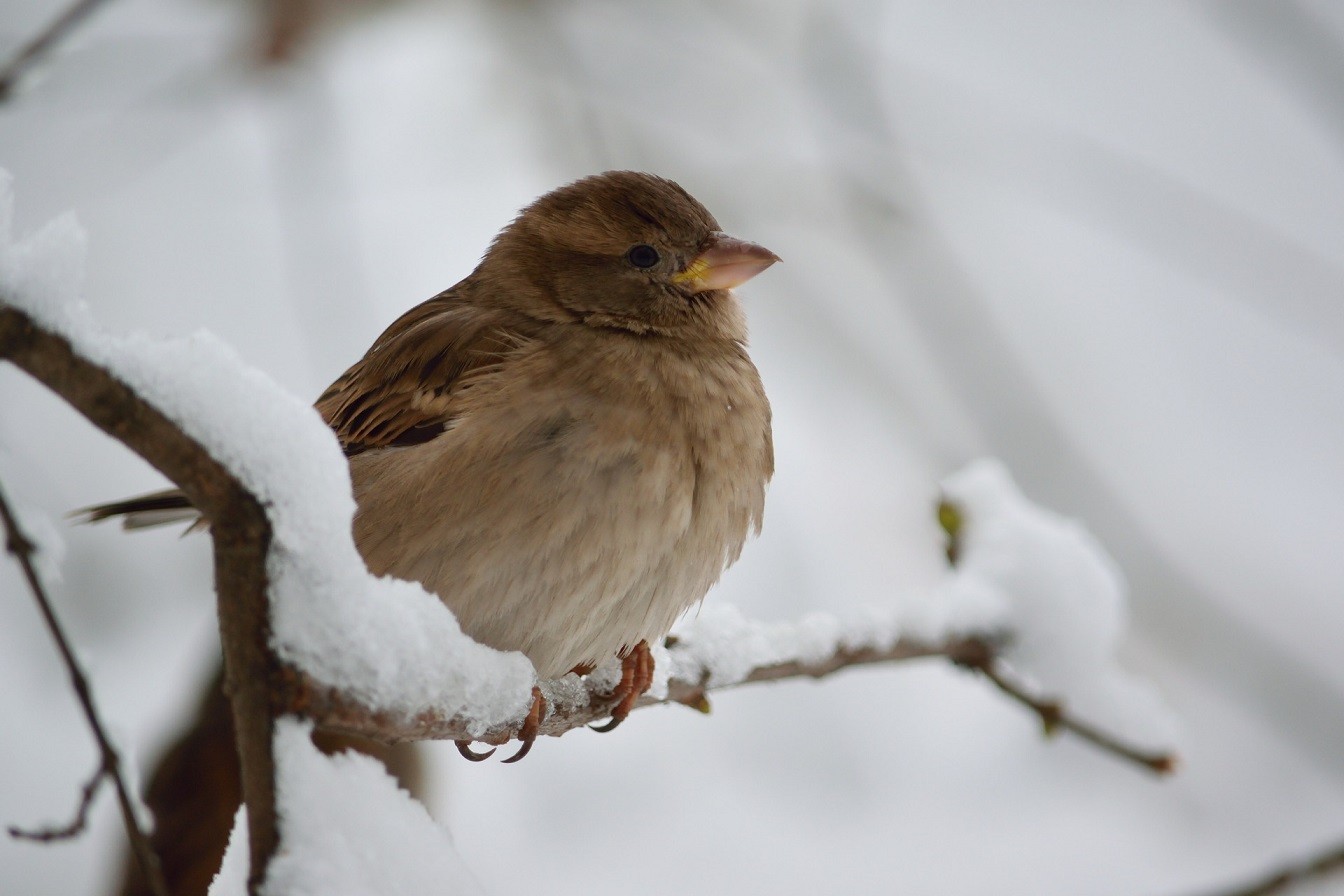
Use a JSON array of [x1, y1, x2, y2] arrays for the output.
[[87, 171, 778, 762]]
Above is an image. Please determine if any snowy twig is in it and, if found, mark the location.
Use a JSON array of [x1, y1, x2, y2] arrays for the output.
[[0, 306, 280, 893], [0, 298, 1175, 896], [932, 498, 1177, 775], [662, 631, 997, 709], [0, 480, 169, 896], [0, 0, 116, 102], [284, 633, 1002, 746], [1191, 839, 1344, 896], [952, 649, 1177, 775], [290, 630, 1176, 778]]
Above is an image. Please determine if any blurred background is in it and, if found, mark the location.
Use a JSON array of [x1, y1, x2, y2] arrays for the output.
[[3, 1, 1344, 894]]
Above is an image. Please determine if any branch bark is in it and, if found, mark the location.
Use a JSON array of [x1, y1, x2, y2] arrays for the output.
[[0, 299, 1177, 893], [0, 306, 280, 892], [283, 633, 1000, 745], [286, 630, 1174, 775], [958, 651, 1176, 774]]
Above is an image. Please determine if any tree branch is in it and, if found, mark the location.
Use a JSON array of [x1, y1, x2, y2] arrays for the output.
[[955, 650, 1176, 774], [0, 306, 280, 893], [287, 630, 1176, 776], [281, 633, 997, 745], [0, 0, 116, 102], [0, 480, 168, 895], [1190, 839, 1344, 896], [0, 298, 1176, 896]]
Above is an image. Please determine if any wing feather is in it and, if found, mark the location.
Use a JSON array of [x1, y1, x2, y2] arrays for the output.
[[315, 292, 539, 456]]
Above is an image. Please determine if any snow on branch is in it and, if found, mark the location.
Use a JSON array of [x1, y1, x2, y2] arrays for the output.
[[286, 615, 1174, 775], [0, 178, 1177, 892], [0, 250, 284, 890], [282, 628, 1001, 745]]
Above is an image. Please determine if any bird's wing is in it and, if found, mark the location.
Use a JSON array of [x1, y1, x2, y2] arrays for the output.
[[82, 293, 538, 526], [316, 293, 538, 457]]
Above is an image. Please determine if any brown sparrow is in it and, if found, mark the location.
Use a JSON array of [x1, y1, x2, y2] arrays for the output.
[[87, 171, 778, 761]]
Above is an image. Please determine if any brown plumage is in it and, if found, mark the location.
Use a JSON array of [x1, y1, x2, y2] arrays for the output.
[[88, 169, 776, 707], [102, 171, 777, 891]]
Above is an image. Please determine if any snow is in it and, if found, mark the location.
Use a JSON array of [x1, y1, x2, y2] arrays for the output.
[[0, 177, 535, 737], [267, 719, 484, 895], [207, 808, 249, 896], [209, 720, 485, 896], [940, 459, 1177, 747], [658, 459, 1174, 751], [664, 585, 1003, 694], [4, 3, 1342, 891], [3, 164, 1176, 883], [0, 453, 67, 585], [2, 173, 1173, 748]]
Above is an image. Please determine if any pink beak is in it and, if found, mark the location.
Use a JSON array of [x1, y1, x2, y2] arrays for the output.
[[672, 232, 780, 293]]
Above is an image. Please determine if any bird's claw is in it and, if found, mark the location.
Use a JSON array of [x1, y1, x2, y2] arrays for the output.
[[589, 640, 654, 734], [455, 740, 495, 762], [501, 686, 545, 764], [501, 739, 534, 763], [454, 685, 545, 764]]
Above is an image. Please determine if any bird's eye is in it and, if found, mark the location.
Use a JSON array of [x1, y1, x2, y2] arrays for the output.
[[626, 244, 660, 269]]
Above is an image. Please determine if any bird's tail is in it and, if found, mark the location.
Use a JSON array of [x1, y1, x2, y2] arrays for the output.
[[76, 488, 202, 531]]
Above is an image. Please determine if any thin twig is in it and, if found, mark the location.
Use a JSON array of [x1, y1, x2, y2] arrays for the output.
[[1190, 839, 1344, 896], [0, 481, 169, 896], [1, 300, 1174, 891], [291, 631, 1176, 776], [287, 634, 1003, 747], [2, 305, 285, 890], [8, 759, 108, 842], [0, 0, 115, 101], [953, 649, 1177, 775]]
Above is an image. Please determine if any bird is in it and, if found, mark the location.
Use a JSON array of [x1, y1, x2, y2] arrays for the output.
[[85, 170, 778, 762]]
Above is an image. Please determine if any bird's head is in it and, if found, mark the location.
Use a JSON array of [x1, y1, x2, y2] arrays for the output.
[[477, 171, 779, 340]]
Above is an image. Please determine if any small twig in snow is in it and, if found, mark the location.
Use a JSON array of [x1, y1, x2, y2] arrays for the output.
[[0, 481, 169, 896], [287, 633, 1006, 748], [660, 633, 1000, 713], [291, 630, 1174, 776], [1189, 838, 1344, 896], [0, 0, 116, 102], [952, 648, 1177, 775]]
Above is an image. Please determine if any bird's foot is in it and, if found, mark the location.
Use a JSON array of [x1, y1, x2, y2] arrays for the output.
[[453, 685, 545, 764], [502, 686, 546, 764], [590, 640, 654, 733]]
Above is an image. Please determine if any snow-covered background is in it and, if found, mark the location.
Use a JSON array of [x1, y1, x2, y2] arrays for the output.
[[2, 1, 1343, 893]]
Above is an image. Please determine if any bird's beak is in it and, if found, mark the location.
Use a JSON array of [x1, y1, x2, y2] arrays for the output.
[[671, 232, 780, 293]]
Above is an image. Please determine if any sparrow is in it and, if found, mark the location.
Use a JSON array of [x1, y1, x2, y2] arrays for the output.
[[86, 171, 778, 761]]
